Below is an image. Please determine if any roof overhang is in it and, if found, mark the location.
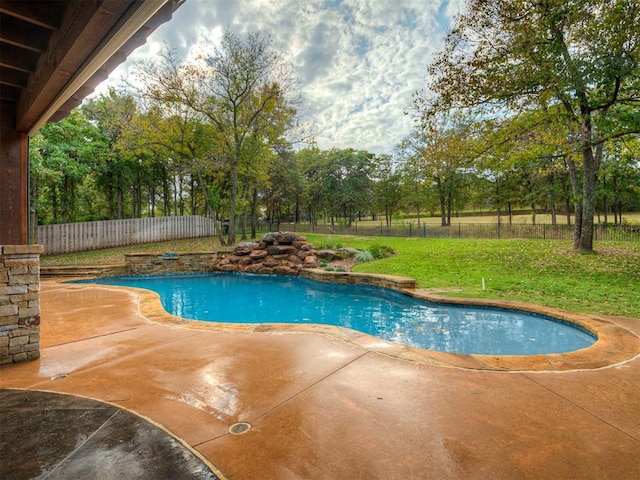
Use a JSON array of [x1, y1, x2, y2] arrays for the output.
[[0, 0, 185, 135]]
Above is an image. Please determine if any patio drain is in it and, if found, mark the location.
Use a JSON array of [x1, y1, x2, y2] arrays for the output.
[[229, 422, 251, 435], [51, 374, 69, 381]]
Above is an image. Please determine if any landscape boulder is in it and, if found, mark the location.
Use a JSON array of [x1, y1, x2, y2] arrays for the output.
[[212, 232, 318, 275]]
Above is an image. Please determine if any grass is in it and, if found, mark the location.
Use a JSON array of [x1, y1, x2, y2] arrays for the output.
[[41, 235, 640, 318]]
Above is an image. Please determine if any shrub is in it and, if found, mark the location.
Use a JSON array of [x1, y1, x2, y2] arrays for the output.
[[369, 243, 395, 259], [354, 249, 374, 262]]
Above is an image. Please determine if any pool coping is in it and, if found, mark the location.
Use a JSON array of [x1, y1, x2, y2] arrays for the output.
[[58, 269, 640, 372]]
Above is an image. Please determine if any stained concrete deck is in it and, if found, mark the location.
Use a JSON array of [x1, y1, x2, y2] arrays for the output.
[[1, 281, 639, 479]]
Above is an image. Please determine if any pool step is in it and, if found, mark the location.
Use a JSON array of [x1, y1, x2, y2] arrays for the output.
[[40, 265, 127, 278]]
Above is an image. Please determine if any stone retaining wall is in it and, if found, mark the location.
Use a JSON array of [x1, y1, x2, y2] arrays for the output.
[[300, 269, 416, 292], [0, 245, 43, 364], [125, 252, 218, 276]]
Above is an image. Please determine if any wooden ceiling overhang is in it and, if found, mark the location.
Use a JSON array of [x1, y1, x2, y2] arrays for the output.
[[0, 0, 185, 134]]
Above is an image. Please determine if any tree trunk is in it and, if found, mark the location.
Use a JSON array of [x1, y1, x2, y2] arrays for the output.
[[117, 187, 123, 220], [228, 160, 239, 245], [531, 204, 536, 225], [437, 179, 447, 226], [251, 188, 258, 239], [566, 158, 582, 249], [577, 118, 601, 252], [52, 185, 58, 224]]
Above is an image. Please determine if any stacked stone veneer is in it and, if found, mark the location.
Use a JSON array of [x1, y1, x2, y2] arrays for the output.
[[213, 232, 318, 275], [0, 245, 43, 364], [125, 252, 217, 276]]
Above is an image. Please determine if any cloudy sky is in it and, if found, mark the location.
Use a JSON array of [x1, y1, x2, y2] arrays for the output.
[[99, 0, 465, 154]]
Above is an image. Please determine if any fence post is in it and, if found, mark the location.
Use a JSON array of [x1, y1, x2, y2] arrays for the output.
[[458, 223, 461, 238], [409, 223, 412, 237]]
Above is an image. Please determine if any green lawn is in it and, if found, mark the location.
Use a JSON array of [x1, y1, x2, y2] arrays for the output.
[[308, 235, 640, 318], [42, 235, 640, 318]]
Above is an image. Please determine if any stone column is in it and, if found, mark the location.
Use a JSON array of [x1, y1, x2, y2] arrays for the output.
[[0, 245, 43, 364]]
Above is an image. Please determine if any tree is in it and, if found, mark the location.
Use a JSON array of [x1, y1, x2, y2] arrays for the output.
[[133, 30, 299, 244], [396, 140, 435, 224], [372, 155, 403, 227], [401, 113, 475, 226], [597, 137, 640, 223], [30, 110, 109, 224], [419, 0, 640, 250], [321, 149, 374, 227], [83, 90, 141, 219]]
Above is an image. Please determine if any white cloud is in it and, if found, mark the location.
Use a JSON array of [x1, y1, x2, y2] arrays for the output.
[[97, 0, 458, 154]]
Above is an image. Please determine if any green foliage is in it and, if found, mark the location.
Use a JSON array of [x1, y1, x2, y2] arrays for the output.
[[296, 147, 375, 227], [368, 243, 395, 259], [354, 250, 374, 262], [31, 110, 110, 224], [418, 0, 640, 250], [128, 30, 300, 244]]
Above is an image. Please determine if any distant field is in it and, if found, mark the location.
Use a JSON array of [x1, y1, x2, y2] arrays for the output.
[[354, 211, 640, 226]]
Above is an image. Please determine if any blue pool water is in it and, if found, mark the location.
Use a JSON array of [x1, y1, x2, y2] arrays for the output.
[[82, 273, 596, 355]]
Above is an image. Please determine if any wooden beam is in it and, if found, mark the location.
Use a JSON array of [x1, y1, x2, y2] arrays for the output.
[[16, 0, 174, 134], [0, 1, 64, 30], [0, 14, 51, 52], [0, 67, 30, 89], [0, 43, 39, 73], [16, 0, 132, 132]]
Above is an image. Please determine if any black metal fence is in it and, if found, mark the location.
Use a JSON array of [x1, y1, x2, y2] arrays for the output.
[[260, 221, 640, 243]]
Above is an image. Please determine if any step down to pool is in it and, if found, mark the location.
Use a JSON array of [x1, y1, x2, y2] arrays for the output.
[[40, 265, 127, 278]]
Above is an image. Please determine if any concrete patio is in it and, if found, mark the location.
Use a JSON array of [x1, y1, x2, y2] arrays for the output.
[[1, 281, 639, 479]]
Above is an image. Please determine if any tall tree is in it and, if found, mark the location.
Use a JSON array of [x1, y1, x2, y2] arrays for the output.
[[419, 0, 640, 250], [83, 90, 141, 219], [402, 113, 475, 226], [133, 30, 298, 244], [322, 149, 374, 227], [372, 155, 403, 227], [30, 110, 108, 224]]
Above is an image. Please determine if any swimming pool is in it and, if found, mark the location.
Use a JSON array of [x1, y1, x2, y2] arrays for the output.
[[82, 272, 596, 355]]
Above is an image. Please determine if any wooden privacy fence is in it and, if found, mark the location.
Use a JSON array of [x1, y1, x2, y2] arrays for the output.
[[268, 222, 640, 243], [38, 216, 216, 255]]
